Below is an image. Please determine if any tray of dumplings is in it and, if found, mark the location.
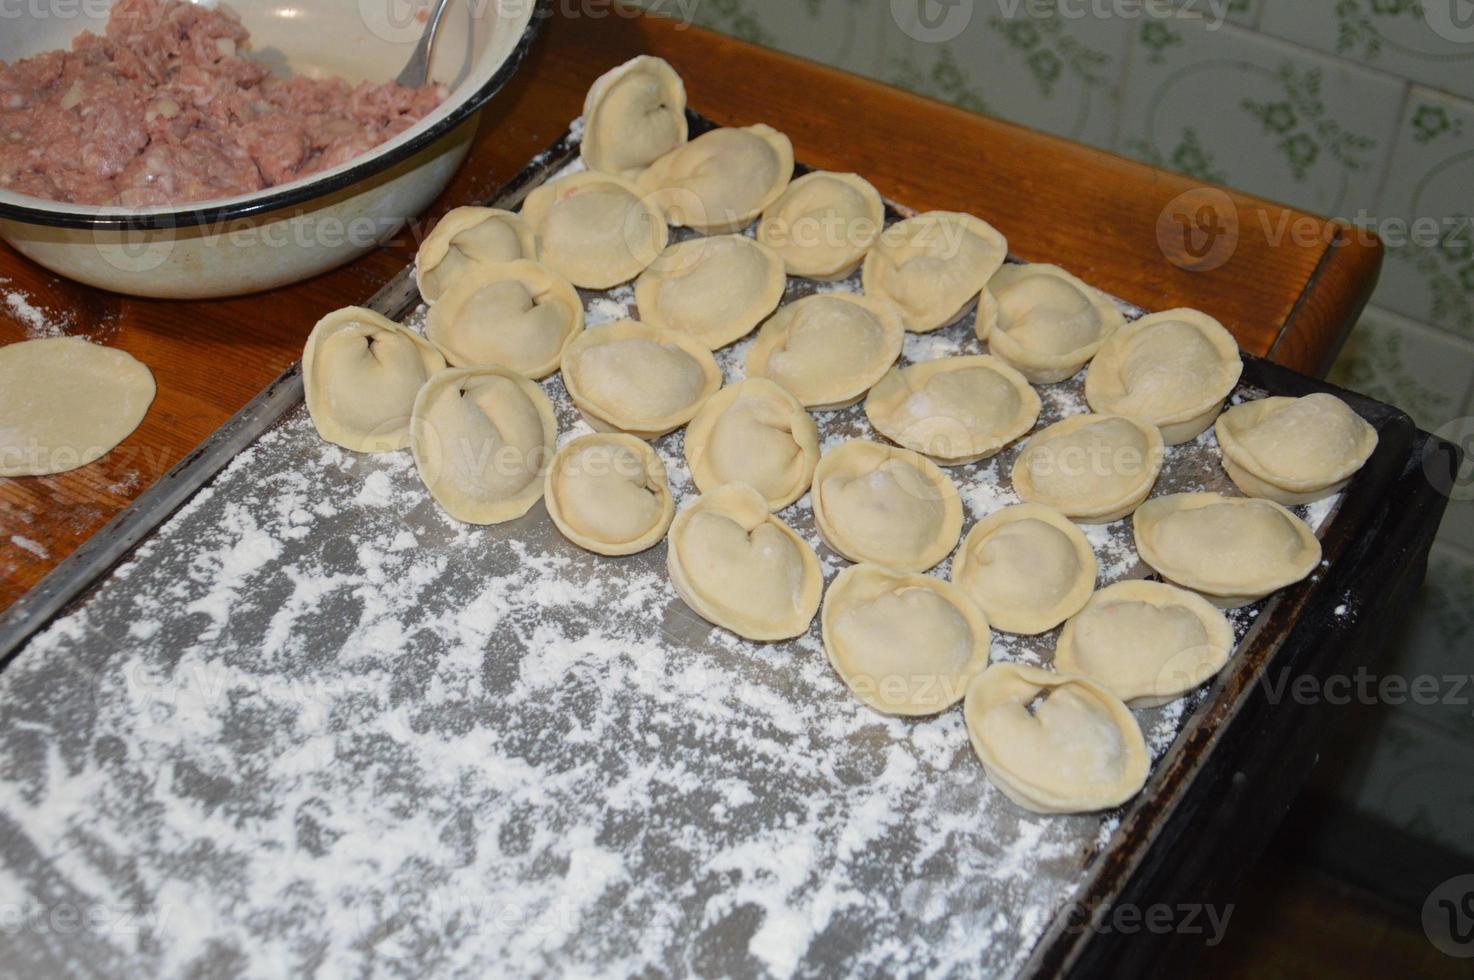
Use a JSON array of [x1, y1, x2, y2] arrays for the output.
[[0, 56, 1414, 978]]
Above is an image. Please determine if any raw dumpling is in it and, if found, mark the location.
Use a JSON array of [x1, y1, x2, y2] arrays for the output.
[[864, 354, 1040, 465], [812, 439, 963, 572], [684, 378, 820, 510], [425, 260, 581, 379], [822, 563, 991, 716], [861, 211, 1007, 333], [978, 263, 1126, 383], [0, 337, 155, 477], [410, 366, 557, 525], [1054, 580, 1234, 708], [951, 503, 1097, 635], [745, 293, 904, 410], [1133, 492, 1322, 607], [667, 483, 823, 641], [756, 171, 884, 280], [580, 55, 688, 179], [1084, 308, 1243, 444], [637, 124, 794, 234], [415, 207, 537, 304], [561, 320, 722, 438], [963, 662, 1149, 814], [1011, 414, 1164, 523], [520, 171, 669, 289], [634, 234, 786, 349], [1215, 393, 1377, 505], [304, 306, 447, 453], [545, 433, 675, 555]]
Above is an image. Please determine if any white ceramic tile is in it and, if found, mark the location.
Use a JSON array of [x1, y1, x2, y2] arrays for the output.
[[1259, 0, 1474, 103], [1330, 306, 1474, 431], [1370, 87, 1474, 339], [1175, 0, 1260, 29], [681, 0, 895, 80], [1116, 14, 1402, 217]]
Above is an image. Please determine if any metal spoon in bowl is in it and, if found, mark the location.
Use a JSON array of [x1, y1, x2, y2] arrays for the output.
[[395, 0, 455, 87]]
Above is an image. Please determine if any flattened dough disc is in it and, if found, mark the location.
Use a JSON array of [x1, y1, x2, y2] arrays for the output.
[[0, 337, 156, 477]]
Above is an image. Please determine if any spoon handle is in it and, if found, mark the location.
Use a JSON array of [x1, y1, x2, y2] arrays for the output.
[[394, 0, 455, 88]]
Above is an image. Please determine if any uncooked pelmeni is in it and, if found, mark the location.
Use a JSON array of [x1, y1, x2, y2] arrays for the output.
[[1215, 393, 1377, 505], [560, 320, 722, 438], [684, 378, 819, 510], [425, 260, 581, 379], [950, 503, 1097, 636], [634, 234, 785, 349], [637, 124, 794, 234], [861, 211, 1007, 333], [978, 263, 1126, 383], [410, 365, 557, 525], [756, 171, 884, 280], [303, 306, 446, 453], [1054, 580, 1234, 708], [1084, 308, 1243, 444], [811, 439, 963, 573], [415, 207, 537, 303], [545, 433, 675, 556], [1011, 414, 1164, 523], [821, 563, 992, 716], [963, 662, 1149, 815], [520, 171, 669, 289], [1133, 492, 1322, 607], [667, 483, 823, 641], [864, 354, 1040, 465], [745, 293, 904, 410], [580, 55, 688, 179], [0, 337, 155, 477]]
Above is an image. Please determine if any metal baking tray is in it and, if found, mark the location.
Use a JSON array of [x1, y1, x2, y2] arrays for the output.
[[0, 113, 1415, 978]]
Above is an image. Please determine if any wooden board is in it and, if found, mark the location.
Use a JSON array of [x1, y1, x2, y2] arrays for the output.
[[0, 7, 1382, 612]]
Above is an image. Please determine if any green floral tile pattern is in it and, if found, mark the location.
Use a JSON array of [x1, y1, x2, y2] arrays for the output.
[[1329, 307, 1474, 431]]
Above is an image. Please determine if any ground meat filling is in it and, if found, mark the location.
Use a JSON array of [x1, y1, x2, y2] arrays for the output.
[[0, 0, 447, 207]]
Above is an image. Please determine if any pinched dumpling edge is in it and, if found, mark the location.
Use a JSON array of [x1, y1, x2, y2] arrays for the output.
[[638, 124, 796, 234], [303, 306, 447, 454], [634, 234, 787, 350], [415, 207, 538, 304], [746, 293, 905, 410], [545, 432, 675, 556], [821, 563, 992, 716], [1133, 492, 1322, 607], [864, 354, 1041, 465], [1084, 308, 1244, 445], [520, 170, 670, 290], [1054, 579, 1235, 708], [580, 55, 689, 178], [963, 661, 1150, 814], [1011, 413, 1165, 523], [757, 170, 885, 280], [425, 259, 583, 379], [666, 482, 824, 641], [811, 439, 964, 572], [977, 263, 1127, 384], [684, 377, 820, 511], [409, 365, 558, 525], [861, 210, 1008, 333], [560, 319, 723, 439], [950, 502, 1097, 635], [1215, 394, 1378, 505]]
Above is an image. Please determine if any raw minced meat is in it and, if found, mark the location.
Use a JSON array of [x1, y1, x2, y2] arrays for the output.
[[0, 0, 448, 207]]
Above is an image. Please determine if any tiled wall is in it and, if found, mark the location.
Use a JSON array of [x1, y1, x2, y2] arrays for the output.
[[639, 0, 1474, 858]]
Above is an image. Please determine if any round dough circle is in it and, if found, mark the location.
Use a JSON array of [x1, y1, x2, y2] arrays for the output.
[[0, 338, 156, 477], [950, 502, 1097, 635], [634, 234, 786, 350], [864, 354, 1041, 465], [811, 439, 964, 572], [560, 319, 723, 439], [545, 433, 675, 556], [1011, 413, 1164, 523], [822, 563, 992, 716]]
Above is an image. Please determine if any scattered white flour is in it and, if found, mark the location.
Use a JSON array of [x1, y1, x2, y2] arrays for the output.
[[3, 284, 71, 338], [8, 534, 48, 559]]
